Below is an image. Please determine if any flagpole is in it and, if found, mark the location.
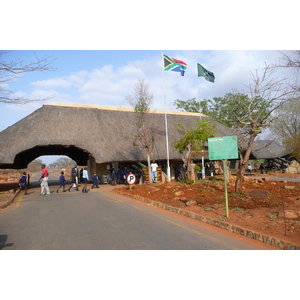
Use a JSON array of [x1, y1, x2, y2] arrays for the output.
[[197, 62, 205, 179], [162, 53, 171, 182]]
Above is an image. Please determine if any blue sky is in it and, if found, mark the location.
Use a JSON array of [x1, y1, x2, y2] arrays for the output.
[[1, 49, 292, 131], [1, 50, 294, 164]]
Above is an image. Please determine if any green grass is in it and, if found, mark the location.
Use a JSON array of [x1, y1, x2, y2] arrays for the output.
[[269, 213, 278, 221], [233, 207, 243, 212], [204, 207, 213, 211], [245, 211, 255, 216]]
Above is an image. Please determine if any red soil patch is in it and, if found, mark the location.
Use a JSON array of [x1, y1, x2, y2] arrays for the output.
[[115, 176, 300, 246]]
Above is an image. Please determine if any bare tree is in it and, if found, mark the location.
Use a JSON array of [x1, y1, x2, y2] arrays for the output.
[[270, 97, 300, 162], [277, 50, 300, 92], [127, 78, 158, 183], [0, 51, 56, 104], [234, 64, 295, 191]]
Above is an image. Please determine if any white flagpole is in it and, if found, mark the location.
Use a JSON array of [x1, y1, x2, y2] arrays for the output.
[[162, 53, 171, 181], [198, 63, 205, 179]]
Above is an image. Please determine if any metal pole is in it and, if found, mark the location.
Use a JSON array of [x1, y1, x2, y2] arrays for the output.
[[162, 53, 171, 181], [222, 159, 229, 218], [198, 72, 205, 179]]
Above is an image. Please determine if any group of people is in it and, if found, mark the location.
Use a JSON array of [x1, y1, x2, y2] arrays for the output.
[[17, 164, 145, 196], [58, 165, 100, 193], [111, 166, 142, 185], [16, 164, 91, 196], [65, 165, 89, 193]]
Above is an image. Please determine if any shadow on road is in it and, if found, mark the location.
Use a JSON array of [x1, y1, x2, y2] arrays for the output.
[[0, 234, 14, 250]]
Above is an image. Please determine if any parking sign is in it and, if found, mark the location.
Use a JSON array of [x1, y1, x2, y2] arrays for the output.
[[126, 173, 136, 185]]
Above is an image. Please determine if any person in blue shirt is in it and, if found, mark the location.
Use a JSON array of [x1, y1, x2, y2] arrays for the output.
[[56, 171, 66, 193], [123, 167, 130, 185], [110, 168, 117, 186], [117, 168, 123, 184], [18, 171, 28, 195], [91, 172, 99, 189]]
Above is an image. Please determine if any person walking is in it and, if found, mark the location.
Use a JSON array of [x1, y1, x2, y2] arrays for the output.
[[68, 164, 79, 192], [150, 160, 158, 183], [18, 171, 29, 195], [82, 167, 89, 193], [39, 164, 50, 195], [56, 171, 66, 193], [259, 163, 265, 174], [91, 172, 99, 189]]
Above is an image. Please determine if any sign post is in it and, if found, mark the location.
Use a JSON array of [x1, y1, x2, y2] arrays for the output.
[[142, 167, 162, 184], [208, 136, 238, 218], [126, 173, 136, 190], [222, 159, 229, 217]]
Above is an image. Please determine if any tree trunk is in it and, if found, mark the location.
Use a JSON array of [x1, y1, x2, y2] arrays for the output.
[[147, 153, 152, 183], [235, 132, 257, 192], [190, 163, 196, 182], [185, 145, 192, 181], [235, 155, 245, 192]]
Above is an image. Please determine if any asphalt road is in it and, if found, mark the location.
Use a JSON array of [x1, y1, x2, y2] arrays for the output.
[[0, 179, 279, 250]]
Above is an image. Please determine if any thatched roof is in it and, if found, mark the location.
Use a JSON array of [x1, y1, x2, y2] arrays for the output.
[[250, 140, 291, 160], [0, 103, 233, 169]]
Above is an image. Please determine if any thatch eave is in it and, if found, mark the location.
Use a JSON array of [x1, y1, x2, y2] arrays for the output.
[[0, 102, 234, 168]]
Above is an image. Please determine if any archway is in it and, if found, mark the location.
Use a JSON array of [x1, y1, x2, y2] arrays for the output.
[[0, 145, 91, 169]]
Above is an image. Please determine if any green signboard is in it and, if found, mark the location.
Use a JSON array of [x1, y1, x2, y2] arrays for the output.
[[208, 136, 238, 160]]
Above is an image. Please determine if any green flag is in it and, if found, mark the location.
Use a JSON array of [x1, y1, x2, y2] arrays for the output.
[[197, 63, 215, 83]]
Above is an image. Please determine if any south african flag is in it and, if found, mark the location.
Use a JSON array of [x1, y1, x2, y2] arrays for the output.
[[163, 54, 187, 76]]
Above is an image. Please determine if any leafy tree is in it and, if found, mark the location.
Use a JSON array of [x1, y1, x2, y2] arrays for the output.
[[174, 64, 294, 191], [0, 51, 55, 104], [49, 157, 75, 169], [174, 98, 201, 113], [173, 119, 215, 181], [127, 78, 158, 182], [284, 134, 300, 162]]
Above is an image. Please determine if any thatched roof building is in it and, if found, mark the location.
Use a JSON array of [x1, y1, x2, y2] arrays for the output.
[[250, 140, 290, 160], [0, 103, 233, 169]]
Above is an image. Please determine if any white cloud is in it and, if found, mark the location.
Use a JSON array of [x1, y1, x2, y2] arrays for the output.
[[1, 50, 295, 131], [31, 78, 72, 89]]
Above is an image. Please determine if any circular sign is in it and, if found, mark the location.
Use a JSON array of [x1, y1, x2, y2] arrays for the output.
[[126, 173, 136, 185]]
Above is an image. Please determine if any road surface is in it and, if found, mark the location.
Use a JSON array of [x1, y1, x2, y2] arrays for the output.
[[0, 180, 278, 250]]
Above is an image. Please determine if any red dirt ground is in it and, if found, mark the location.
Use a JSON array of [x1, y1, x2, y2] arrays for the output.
[[115, 175, 300, 246]]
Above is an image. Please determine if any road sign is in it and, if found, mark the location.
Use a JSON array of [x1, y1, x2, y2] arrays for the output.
[[126, 173, 136, 185], [142, 167, 162, 183], [208, 135, 238, 219], [208, 136, 238, 160]]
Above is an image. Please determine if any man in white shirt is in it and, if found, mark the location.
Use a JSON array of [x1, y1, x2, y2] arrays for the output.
[[150, 160, 158, 183], [247, 164, 252, 175], [82, 167, 89, 193]]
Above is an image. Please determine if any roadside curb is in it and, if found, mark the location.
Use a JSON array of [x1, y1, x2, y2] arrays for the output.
[[114, 190, 300, 250], [0, 189, 21, 210]]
